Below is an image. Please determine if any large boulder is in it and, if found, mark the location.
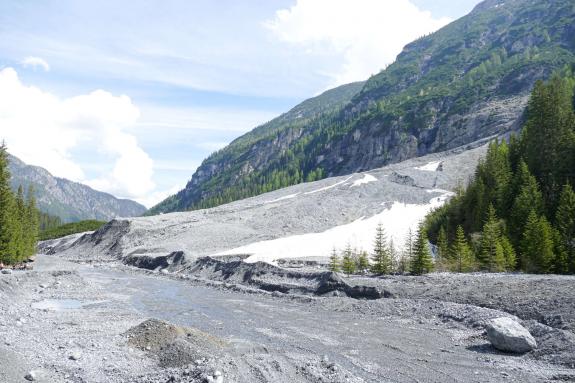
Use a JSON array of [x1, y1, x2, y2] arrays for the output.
[[486, 317, 537, 353]]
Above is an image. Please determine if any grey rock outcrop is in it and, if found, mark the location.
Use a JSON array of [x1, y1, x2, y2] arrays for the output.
[[486, 317, 537, 353]]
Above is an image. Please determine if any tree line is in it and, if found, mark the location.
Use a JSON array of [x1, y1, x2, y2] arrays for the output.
[[328, 223, 434, 276], [0, 143, 39, 265], [426, 73, 575, 275]]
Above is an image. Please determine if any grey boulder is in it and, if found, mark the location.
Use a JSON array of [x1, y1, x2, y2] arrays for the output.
[[486, 317, 537, 353]]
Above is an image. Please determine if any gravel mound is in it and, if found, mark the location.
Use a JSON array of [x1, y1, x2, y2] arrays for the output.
[[125, 319, 227, 368]]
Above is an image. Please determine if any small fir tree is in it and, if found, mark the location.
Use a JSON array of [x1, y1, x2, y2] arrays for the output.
[[328, 247, 340, 273], [410, 224, 434, 275], [450, 225, 474, 272], [341, 244, 356, 276], [371, 223, 391, 274]]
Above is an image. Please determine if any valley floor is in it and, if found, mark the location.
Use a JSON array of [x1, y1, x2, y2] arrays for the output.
[[0, 255, 574, 382]]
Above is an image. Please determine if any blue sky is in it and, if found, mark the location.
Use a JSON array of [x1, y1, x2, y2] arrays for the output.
[[0, 0, 481, 207]]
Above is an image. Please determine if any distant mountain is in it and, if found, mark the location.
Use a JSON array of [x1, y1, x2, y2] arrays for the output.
[[8, 154, 146, 222], [150, 0, 575, 215]]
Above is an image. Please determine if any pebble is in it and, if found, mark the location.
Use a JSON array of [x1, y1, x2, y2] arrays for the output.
[[69, 352, 81, 361], [1, 269, 13, 274], [24, 371, 36, 381]]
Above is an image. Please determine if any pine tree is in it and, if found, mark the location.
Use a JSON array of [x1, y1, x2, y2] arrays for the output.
[[341, 245, 356, 276], [0, 143, 17, 265], [357, 251, 369, 274], [555, 183, 575, 273], [500, 235, 517, 271], [435, 226, 449, 271], [328, 247, 341, 273], [522, 77, 575, 214], [509, 161, 544, 245], [410, 224, 434, 275], [25, 185, 39, 258], [479, 205, 505, 272], [14, 185, 25, 261], [399, 228, 414, 274], [371, 223, 391, 274], [521, 211, 555, 273], [450, 225, 474, 272]]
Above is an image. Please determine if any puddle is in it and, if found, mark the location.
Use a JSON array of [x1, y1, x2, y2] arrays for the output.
[[31, 299, 101, 311]]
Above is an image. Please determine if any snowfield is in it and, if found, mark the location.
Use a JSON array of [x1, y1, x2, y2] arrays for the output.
[[350, 174, 377, 187], [415, 160, 442, 171], [216, 193, 449, 263]]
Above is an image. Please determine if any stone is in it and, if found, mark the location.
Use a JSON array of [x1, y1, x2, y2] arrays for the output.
[[69, 352, 82, 361], [1, 269, 12, 274], [24, 371, 37, 381], [486, 317, 537, 353]]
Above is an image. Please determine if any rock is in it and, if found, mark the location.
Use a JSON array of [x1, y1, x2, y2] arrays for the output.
[[1, 269, 12, 274], [486, 317, 537, 353], [69, 352, 82, 361], [24, 371, 37, 381], [39, 284, 48, 289]]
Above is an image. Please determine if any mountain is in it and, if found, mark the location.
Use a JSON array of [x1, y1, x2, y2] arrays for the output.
[[8, 154, 146, 222], [150, 0, 575, 215]]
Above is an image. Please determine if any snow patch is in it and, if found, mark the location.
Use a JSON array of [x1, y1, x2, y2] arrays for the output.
[[264, 193, 300, 204], [304, 175, 354, 195], [214, 193, 450, 263], [350, 174, 377, 188], [415, 161, 441, 172]]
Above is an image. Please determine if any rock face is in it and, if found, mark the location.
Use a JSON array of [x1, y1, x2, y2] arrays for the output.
[[486, 317, 537, 353], [8, 154, 146, 222]]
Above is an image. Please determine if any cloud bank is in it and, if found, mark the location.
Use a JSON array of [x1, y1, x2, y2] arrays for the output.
[[265, 0, 451, 86], [0, 67, 155, 203]]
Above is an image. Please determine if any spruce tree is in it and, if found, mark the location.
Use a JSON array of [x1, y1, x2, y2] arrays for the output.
[[450, 225, 474, 272], [14, 185, 25, 261], [500, 236, 517, 271], [521, 211, 555, 273], [435, 226, 449, 271], [522, 76, 575, 213], [509, 161, 544, 245], [0, 143, 17, 265], [479, 205, 505, 272], [357, 251, 369, 274], [341, 245, 356, 276], [328, 247, 340, 273], [555, 183, 575, 273], [410, 224, 434, 275], [371, 223, 391, 274]]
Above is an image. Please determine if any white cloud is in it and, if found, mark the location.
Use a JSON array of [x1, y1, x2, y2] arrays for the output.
[[0, 67, 155, 201], [134, 182, 186, 209], [264, 0, 451, 87], [21, 56, 50, 71]]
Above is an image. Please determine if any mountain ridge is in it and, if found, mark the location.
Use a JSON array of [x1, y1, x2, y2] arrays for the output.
[[150, 0, 575, 215], [8, 154, 146, 222]]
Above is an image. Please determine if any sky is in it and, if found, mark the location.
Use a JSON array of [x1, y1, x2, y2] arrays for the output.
[[0, 0, 481, 207]]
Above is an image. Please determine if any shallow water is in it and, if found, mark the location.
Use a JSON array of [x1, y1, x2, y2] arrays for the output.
[[31, 299, 86, 311]]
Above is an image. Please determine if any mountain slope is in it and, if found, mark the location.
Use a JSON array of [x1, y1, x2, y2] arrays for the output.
[[43, 142, 486, 263], [8, 154, 146, 222], [151, 0, 575, 214]]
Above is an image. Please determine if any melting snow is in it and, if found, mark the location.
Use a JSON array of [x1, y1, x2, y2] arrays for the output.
[[215, 191, 451, 263], [415, 161, 441, 171], [304, 175, 354, 195], [350, 174, 377, 188], [264, 193, 300, 204]]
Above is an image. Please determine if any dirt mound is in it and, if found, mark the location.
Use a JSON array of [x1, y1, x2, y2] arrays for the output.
[[125, 319, 227, 368], [186, 257, 387, 299]]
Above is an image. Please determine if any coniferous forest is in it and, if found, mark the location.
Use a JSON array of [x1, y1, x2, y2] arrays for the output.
[[426, 72, 575, 275], [0, 143, 39, 266]]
